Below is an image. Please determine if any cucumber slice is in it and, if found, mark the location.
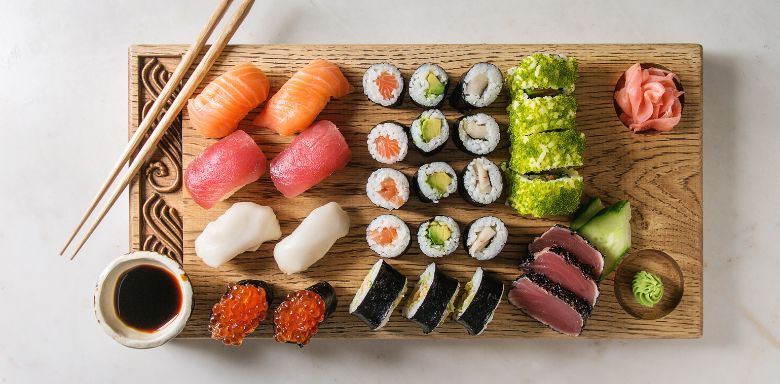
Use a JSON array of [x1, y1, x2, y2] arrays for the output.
[[571, 197, 605, 231], [577, 200, 631, 277]]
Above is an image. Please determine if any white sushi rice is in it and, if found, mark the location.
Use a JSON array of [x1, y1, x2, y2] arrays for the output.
[[410, 109, 449, 153], [465, 216, 508, 261], [457, 113, 500, 155], [462, 157, 503, 205], [404, 263, 436, 318], [366, 215, 411, 258], [409, 64, 448, 107], [417, 216, 460, 258], [461, 62, 503, 107], [416, 162, 457, 203], [366, 168, 410, 210], [454, 267, 483, 319], [363, 63, 404, 106], [367, 122, 408, 164]]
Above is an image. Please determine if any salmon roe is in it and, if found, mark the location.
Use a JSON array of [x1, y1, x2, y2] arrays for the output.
[[273, 290, 326, 346], [209, 284, 268, 345]]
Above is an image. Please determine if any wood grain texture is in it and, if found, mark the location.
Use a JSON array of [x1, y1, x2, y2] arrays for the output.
[[129, 44, 703, 339]]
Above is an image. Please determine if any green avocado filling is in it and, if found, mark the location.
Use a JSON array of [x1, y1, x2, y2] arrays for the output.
[[632, 271, 664, 307], [420, 117, 442, 143], [427, 221, 452, 246], [426, 72, 445, 97], [426, 171, 452, 195]]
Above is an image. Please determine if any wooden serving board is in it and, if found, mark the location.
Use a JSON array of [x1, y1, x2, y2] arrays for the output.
[[128, 44, 702, 339]]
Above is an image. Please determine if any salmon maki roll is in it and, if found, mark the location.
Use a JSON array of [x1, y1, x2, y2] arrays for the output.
[[366, 215, 411, 258], [253, 59, 353, 136], [367, 122, 408, 164], [187, 63, 270, 139]]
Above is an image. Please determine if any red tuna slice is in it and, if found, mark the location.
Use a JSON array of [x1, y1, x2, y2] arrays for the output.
[[529, 225, 604, 277], [508, 273, 591, 336], [522, 247, 599, 305], [185, 130, 267, 209], [270, 120, 351, 198]]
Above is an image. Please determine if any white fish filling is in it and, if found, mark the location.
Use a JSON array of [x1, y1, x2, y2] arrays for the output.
[[417, 216, 460, 258], [462, 63, 503, 107], [409, 64, 448, 106], [410, 109, 449, 152], [458, 113, 500, 155], [367, 122, 408, 164], [363, 63, 404, 106], [463, 157, 503, 205], [366, 215, 411, 258], [366, 168, 410, 210], [466, 216, 507, 261], [416, 162, 457, 203]]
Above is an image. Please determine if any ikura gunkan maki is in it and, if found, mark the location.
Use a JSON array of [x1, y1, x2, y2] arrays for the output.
[[464, 216, 508, 261], [273, 282, 337, 346], [409, 63, 448, 107], [403, 263, 460, 334], [367, 122, 408, 164], [209, 280, 273, 345], [366, 168, 410, 210], [450, 62, 503, 111], [417, 216, 460, 258], [366, 214, 411, 258], [363, 63, 405, 107], [414, 162, 457, 203], [410, 109, 449, 155], [453, 268, 504, 335], [350, 260, 408, 330], [453, 113, 501, 156], [460, 157, 503, 206]]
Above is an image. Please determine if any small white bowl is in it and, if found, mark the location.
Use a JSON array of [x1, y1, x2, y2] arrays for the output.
[[94, 251, 193, 349]]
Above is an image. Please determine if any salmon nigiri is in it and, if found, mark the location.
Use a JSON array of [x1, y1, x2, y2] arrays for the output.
[[188, 63, 270, 139], [253, 60, 353, 136]]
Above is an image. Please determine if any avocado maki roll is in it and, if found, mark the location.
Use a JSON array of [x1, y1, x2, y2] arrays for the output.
[[508, 94, 577, 137], [507, 130, 585, 174], [410, 109, 449, 156], [403, 263, 460, 334], [464, 216, 508, 261], [452, 113, 501, 156], [449, 62, 503, 111], [417, 216, 460, 258], [453, 268, 504, 335], [506, 53, 579, 97], [366, 214, 411, 258], [350, 260, 408, 330], [413, 162, 457, 203], [409, 63, 449, 107], [363, 63, 405, 107], [504, 169, 583, 217], [459, 157, 503, 206]]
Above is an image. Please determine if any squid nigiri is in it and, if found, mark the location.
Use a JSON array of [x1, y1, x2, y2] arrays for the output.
[[188, 63, 270, 138], [253, 59, 353, 136], [273, 202, 350, 274]]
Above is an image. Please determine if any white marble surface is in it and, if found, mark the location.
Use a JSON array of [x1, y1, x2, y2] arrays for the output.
[[1, 0, 778, 382]]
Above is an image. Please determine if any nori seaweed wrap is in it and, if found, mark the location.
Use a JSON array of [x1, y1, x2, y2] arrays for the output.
[[453, 268, 504, 335], [350, 260, 408, 330], [403, 263, 460, 334]]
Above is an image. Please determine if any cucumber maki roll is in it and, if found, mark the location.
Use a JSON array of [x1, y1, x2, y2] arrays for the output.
[[504, 169, 583, 217], [366, 215, 411, 258], [409, 63, 449, 107], [453, 268, 504, 335], [464, 216, 508, 261], [417, 216, 460, 258], [410, 109, 449, 156], [449, 62, 503, 111], [273, 281, 337, 346], [452, 113, 501, 156], [507, 130, 585, 174], [506, 53, 579, 97], [363, 63, 405, 107], [413, 162, 457, 203], [366, 168, 410, 210], [459, 157, 503, 206], [350, 259, 408, 330], [403, 263, 460, 334], [508, 94, 577, 137]]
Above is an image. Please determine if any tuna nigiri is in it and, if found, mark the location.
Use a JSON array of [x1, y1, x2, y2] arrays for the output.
[[270, 120, 351, 198], [188, 63, 270, 138], [253, 60, 353, 136], [185, 130, 267, 209]]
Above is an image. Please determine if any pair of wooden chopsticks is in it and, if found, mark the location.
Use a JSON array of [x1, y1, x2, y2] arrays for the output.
[[59, 0, 255, 259]]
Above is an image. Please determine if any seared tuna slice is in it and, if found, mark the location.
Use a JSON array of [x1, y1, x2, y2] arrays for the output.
[[508, 272, 591, 336], [521, 247, 599, 305], [529, 225, 604, 277]]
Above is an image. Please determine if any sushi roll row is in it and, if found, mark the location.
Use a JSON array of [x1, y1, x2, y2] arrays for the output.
[[362, 62, 503, 111], [366, 215, 508, 260], [349, 260, 504, 335], [503, 53, 584, 217]]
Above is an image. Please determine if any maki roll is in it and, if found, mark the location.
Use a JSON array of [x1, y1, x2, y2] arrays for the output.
[[350, 259, 408, 330], [464, 216, 508, 261], [209, 279, 273, 345], [367, 121, 408, 164], [417, 216, 460, 258], [366, 168, 410, 210], [366, 215, 411, 258], [409, 63, 448, 107], [507, 130, 585, 174], [452, 113, 501, 156], [410, 109, 449, 156], [413, 162, 457, 203], [403, 263, 460, 334], [453, 268, 504, 335], [504, 169, 583, 217], [508, 94, 577, 137], [450, 62, 503, 111], [273, 281, 337, 346], [505, 53, 579, 97], [459, 157, 503, 206], [363, 63, 405, 107]]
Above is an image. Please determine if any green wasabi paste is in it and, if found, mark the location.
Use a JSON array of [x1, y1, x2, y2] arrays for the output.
[[632, 271, 664, 308]]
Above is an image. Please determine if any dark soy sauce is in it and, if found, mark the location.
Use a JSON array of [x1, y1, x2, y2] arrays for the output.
[[114, 264, 182, 332]]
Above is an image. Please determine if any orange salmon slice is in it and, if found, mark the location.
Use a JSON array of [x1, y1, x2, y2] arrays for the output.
[[374, 135, 401, 159], [369, 227, 398, 246], [375, 71, 399, 100]]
